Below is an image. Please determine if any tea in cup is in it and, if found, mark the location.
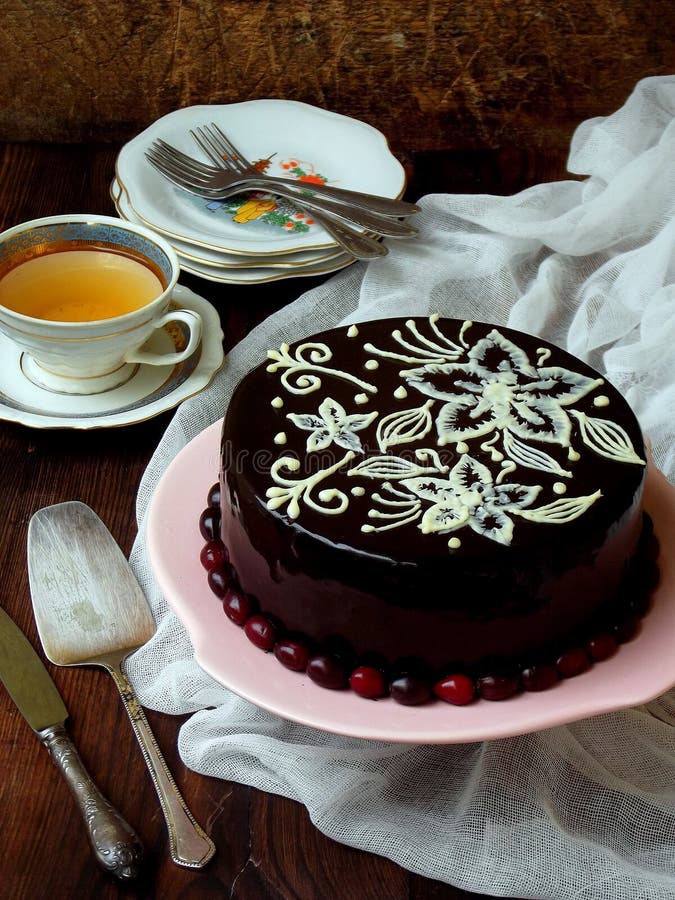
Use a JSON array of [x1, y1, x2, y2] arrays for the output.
[[0, 214, 201, 394]]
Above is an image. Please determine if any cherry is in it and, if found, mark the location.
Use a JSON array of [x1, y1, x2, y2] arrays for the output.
[[349, 665, 388, 700], [433, 673, 476, 706], [521, 664, 559, 692], [207, 567, 230, 598], [274, 637, 311, 672], [477, 673, 520, 701], [200, 540, 229, 571], [586, 633, 618, 662], [223, 588, 253, 626], [244, 614, 277, 651], [199, 508, 221, 541], [556, 647, 591, 678], [389, 674, 431, 706], [207, 483, 221, 508], [306, 655, 348, 690]]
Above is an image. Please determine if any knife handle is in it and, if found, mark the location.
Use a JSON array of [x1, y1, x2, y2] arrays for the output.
[[39, 723, 144, 880], [109, 665, 216, 869]]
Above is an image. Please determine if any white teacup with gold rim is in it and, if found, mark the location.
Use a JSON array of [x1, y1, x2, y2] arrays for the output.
[[0, 214, 201, 394]]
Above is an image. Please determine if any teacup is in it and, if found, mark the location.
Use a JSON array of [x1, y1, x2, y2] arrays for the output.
[[0, 214, 202, 394]]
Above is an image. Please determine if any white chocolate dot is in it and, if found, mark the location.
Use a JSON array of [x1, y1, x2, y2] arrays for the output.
[[271, 396, 284, 408], [593, 395, 610, 407], [274, 432, 287, 445], [456, 441, 469, 454], [448, 537, 461, 550], [354, 393, 369, 405], [350, 486, 366, 496], [394, 385, 408, 400], [347, 324, 359, 337], [364, 359, 379, 370], [553, 482, 567, 495]]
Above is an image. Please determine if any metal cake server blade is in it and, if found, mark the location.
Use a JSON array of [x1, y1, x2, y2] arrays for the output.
[[0, 605, 143, 879], [27, 501, 216, 870]]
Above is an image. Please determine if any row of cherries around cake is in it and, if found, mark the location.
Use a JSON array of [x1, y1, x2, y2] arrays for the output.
[[200, 485, 659, 706]]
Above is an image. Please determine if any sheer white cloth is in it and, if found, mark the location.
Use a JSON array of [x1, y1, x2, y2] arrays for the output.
[[127, 76, 675, 899]]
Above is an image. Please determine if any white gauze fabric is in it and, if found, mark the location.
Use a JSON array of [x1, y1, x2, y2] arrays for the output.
[[127, 75, 675, 899]]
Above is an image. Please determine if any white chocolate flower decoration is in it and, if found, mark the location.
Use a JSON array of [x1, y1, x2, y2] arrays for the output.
[[287, 397, 377, 453], [401, 454, 541, 545], [402, 328, 603, 448]]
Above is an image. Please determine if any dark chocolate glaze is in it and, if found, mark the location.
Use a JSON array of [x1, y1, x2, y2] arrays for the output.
[[220, 318, 647, 671]]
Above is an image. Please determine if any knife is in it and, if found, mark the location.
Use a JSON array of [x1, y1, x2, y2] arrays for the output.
[[0, 605, 143, 880]]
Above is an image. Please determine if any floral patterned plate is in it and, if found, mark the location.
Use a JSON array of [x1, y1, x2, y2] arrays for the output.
[[115, 100, 406, 256], [111, 178, 348, 269]]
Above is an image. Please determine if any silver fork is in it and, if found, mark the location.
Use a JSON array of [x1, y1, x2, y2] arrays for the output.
[[155, 128, 418, 217], [191, 123, 418, 217], [145, 146, 391, 260], [189, 126, 418, 238]]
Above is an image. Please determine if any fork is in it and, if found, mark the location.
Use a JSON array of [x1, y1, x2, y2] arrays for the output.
[[145, 147, 387, 259], [189, 126, 418, 238], [147, 140, 416, 239], [156, 127, 419, 218]]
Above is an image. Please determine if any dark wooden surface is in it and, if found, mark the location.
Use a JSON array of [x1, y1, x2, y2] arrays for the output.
[[0, 141, 570, 899]]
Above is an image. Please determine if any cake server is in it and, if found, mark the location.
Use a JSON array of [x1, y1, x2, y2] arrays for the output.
[[27, 501, 216, 870], [0, 605, 144, 880]]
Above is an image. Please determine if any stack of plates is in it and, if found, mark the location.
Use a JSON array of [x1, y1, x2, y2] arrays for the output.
[[113, 100, 408, 284]]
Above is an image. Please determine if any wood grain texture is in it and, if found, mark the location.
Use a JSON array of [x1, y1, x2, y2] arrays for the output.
[[0, 140, 565, 899], [0, 0, 672, 154]]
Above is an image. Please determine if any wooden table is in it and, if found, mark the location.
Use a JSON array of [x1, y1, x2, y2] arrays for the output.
[[0, 141, 570, 899]]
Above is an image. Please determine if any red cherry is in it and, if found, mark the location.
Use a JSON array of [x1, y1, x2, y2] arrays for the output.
[[200, 540, 228, 571], [274, 638, 310, 672], [349, 666, 388, 700], [207, 483, 221, 508], [433, 673, 475, 706], [556, 647, 591, 678], [477, 673, 520, 701], [586, 633, 618, 662], [207, 567, 230, 598], [521, 664, 559, 692], [389, 674, 431, 706], [199, 508, 222, 541], [244, 614, 277, 651], [223, 589, 253, 626], [306, 655, 348, 690]]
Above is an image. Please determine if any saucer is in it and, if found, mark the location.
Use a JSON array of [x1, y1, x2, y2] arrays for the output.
[[0, 285, 223, 429]]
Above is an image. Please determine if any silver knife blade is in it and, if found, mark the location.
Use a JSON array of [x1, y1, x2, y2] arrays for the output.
[[0, 604, 143, 879], [0, 605, 68, 732]]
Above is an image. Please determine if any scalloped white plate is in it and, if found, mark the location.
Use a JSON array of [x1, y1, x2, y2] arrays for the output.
[[115, 100, 406, 256], [111, 178, 348, 270], [147, 420, 675, 744]]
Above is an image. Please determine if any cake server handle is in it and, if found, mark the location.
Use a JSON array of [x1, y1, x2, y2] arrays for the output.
[[107, 661, 216, 869]]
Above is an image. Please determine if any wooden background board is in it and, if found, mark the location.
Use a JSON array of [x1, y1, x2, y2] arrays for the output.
[[1, 0, 673, 157]]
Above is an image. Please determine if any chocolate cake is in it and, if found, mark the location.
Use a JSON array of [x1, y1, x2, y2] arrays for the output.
[[201, 316, 658, 704]]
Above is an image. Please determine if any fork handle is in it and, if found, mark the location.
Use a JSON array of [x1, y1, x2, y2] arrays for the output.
[[108, 663, 216, 869], [240, 179, 417, 236], [242, 174, 419, 217], [308, 209, 388, 260]]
